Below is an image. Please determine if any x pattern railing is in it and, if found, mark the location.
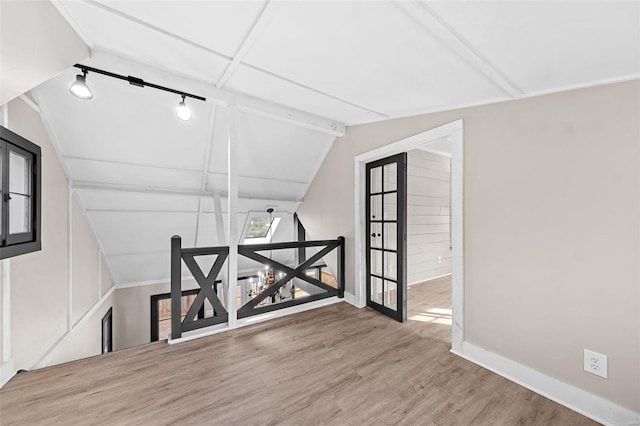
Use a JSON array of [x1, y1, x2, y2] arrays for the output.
[[238, 238, 345, 318], [171, 236, 229, 340], [170, 236, 344, 339]]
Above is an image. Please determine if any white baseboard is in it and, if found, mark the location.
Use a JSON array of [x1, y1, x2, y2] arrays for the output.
[[453, 342, 640, 426], [0, 358, 15, 388], [170, 296, 343, 345]]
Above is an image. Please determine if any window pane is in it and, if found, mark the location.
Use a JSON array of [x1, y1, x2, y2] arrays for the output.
[[370, 194, 382, 220], [384, 251, 397, 280], [9, 151, 31, 195], [9, 194, 30, 234], [384, 280, 397, 311], [245, 217, 272, 238], [371, 249, 382, 276], [384, 193, 397, 221], [370, 166, 382, 193], [371, 276, 382, 304], [383, 163, 397, 192], [383, 223, 397, 251]]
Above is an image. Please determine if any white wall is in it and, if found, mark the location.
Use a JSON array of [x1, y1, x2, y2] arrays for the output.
[[0, 0, 89, 105], [46, 290, 115, 366], [296, 80, 640, 413], [114, 279, 198, 350], [407, 149, 451, 284], [2, 97, 115, 373]]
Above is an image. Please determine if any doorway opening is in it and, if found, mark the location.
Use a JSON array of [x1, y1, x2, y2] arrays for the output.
[[355, 119, 463, 352], [101, 307, 113, 354]]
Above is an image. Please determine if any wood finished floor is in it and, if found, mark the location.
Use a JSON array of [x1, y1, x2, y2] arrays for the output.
[[0, 276, 597, 425]]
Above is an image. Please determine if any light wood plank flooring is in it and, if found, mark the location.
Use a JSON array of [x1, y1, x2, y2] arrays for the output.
[[0, 276, 597, 425]]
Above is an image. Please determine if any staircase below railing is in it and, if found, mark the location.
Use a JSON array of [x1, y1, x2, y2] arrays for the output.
[[170, 236, 345, 340]]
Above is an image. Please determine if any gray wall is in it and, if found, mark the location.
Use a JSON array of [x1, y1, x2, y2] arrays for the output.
[[407, 149, 451, 284], [296, 80, 639, 412]]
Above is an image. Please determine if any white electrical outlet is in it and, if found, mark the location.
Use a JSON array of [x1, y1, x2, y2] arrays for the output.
[[437, 256, 442, 264], [584, 349, 608, 378]]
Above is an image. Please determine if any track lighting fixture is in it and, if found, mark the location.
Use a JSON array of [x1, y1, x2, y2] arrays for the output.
[[69, 64, 206, 120], [69, 68, 93, 100], [176, 95, 192, 121]]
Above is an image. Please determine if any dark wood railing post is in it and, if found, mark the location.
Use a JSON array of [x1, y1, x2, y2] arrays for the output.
[[170, 235, 182, 340], [337, 236, 345, 298]]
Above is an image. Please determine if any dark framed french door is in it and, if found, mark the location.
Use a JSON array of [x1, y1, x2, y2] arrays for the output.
[[365, 153, 407, 322]]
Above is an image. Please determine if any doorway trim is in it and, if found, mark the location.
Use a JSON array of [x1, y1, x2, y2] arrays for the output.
[[354, 119, 464, 353]]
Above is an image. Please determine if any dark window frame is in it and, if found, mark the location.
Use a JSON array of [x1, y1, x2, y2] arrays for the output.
[[0, 126, 41, 260], [102, 307, 113, 354], [150, 288, 205, 342]]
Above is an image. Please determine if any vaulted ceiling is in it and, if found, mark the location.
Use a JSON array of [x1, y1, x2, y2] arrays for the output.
[[31, 0, 639, 285]]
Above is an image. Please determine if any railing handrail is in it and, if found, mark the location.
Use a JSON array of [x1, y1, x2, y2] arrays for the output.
[[238, 238, 340, 251]]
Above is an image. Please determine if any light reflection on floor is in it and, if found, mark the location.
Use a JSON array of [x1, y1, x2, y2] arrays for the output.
[[408, 307, 452, 325]]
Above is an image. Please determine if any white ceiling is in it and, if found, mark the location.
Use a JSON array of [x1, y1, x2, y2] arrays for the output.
[[30, 0, 639, 286]]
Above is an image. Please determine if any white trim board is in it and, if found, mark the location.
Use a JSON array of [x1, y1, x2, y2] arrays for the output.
[[454, 342, 640, 426], [32, 285, 116, 370], [169, 296, 344, 345], [0, 359, 14, 389], [343, 291, 357, 307], [353, 119, 464, 353]]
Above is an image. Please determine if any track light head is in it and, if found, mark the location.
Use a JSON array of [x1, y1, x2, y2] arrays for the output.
[[176, 95, 192, 121], [69, 71, 93, 100]]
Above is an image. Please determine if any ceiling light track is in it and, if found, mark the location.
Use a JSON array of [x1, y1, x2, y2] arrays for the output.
[[73, 64, 206, 101], [71, 63, 206, 120]]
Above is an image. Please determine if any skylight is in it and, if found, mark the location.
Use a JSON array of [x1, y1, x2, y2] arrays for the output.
[[241, 213, 281, 245], [245, 217, 272, 239]]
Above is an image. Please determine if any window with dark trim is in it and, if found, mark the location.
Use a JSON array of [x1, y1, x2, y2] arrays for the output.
[[150, 289, 205, 342], [0, 126, 41, 260]]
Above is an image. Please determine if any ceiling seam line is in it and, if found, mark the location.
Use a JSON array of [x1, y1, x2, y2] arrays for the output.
[[216, 0, 273, 89], [51, 1, 96, 50], [241, 62, 390, 117], [81, 0, 385, 118], [63, 156, 310, 185], [82, 0, 234, 62], [73, 182, 303, 202], [416, 1, 523, 96], [80, 47, 347, 135], [392, 0, 521, 98]]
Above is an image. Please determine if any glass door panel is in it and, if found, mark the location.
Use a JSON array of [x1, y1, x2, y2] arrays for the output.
[[371, 222, 382, 248], [370, 194, 382, 220], [365, 153, 406, 322]]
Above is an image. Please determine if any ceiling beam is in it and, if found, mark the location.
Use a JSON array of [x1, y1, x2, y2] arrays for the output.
[[72, 181, 303, 203], [82, 0, 232, 62], [216, 0, 273, 89], [72, 0, 351, 134], [89, 49, 346, 136], [63, 155, 310, 186], [18, 95, 41, 113], [393, 0, 522, 98], [82, 0, 384, 121]]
